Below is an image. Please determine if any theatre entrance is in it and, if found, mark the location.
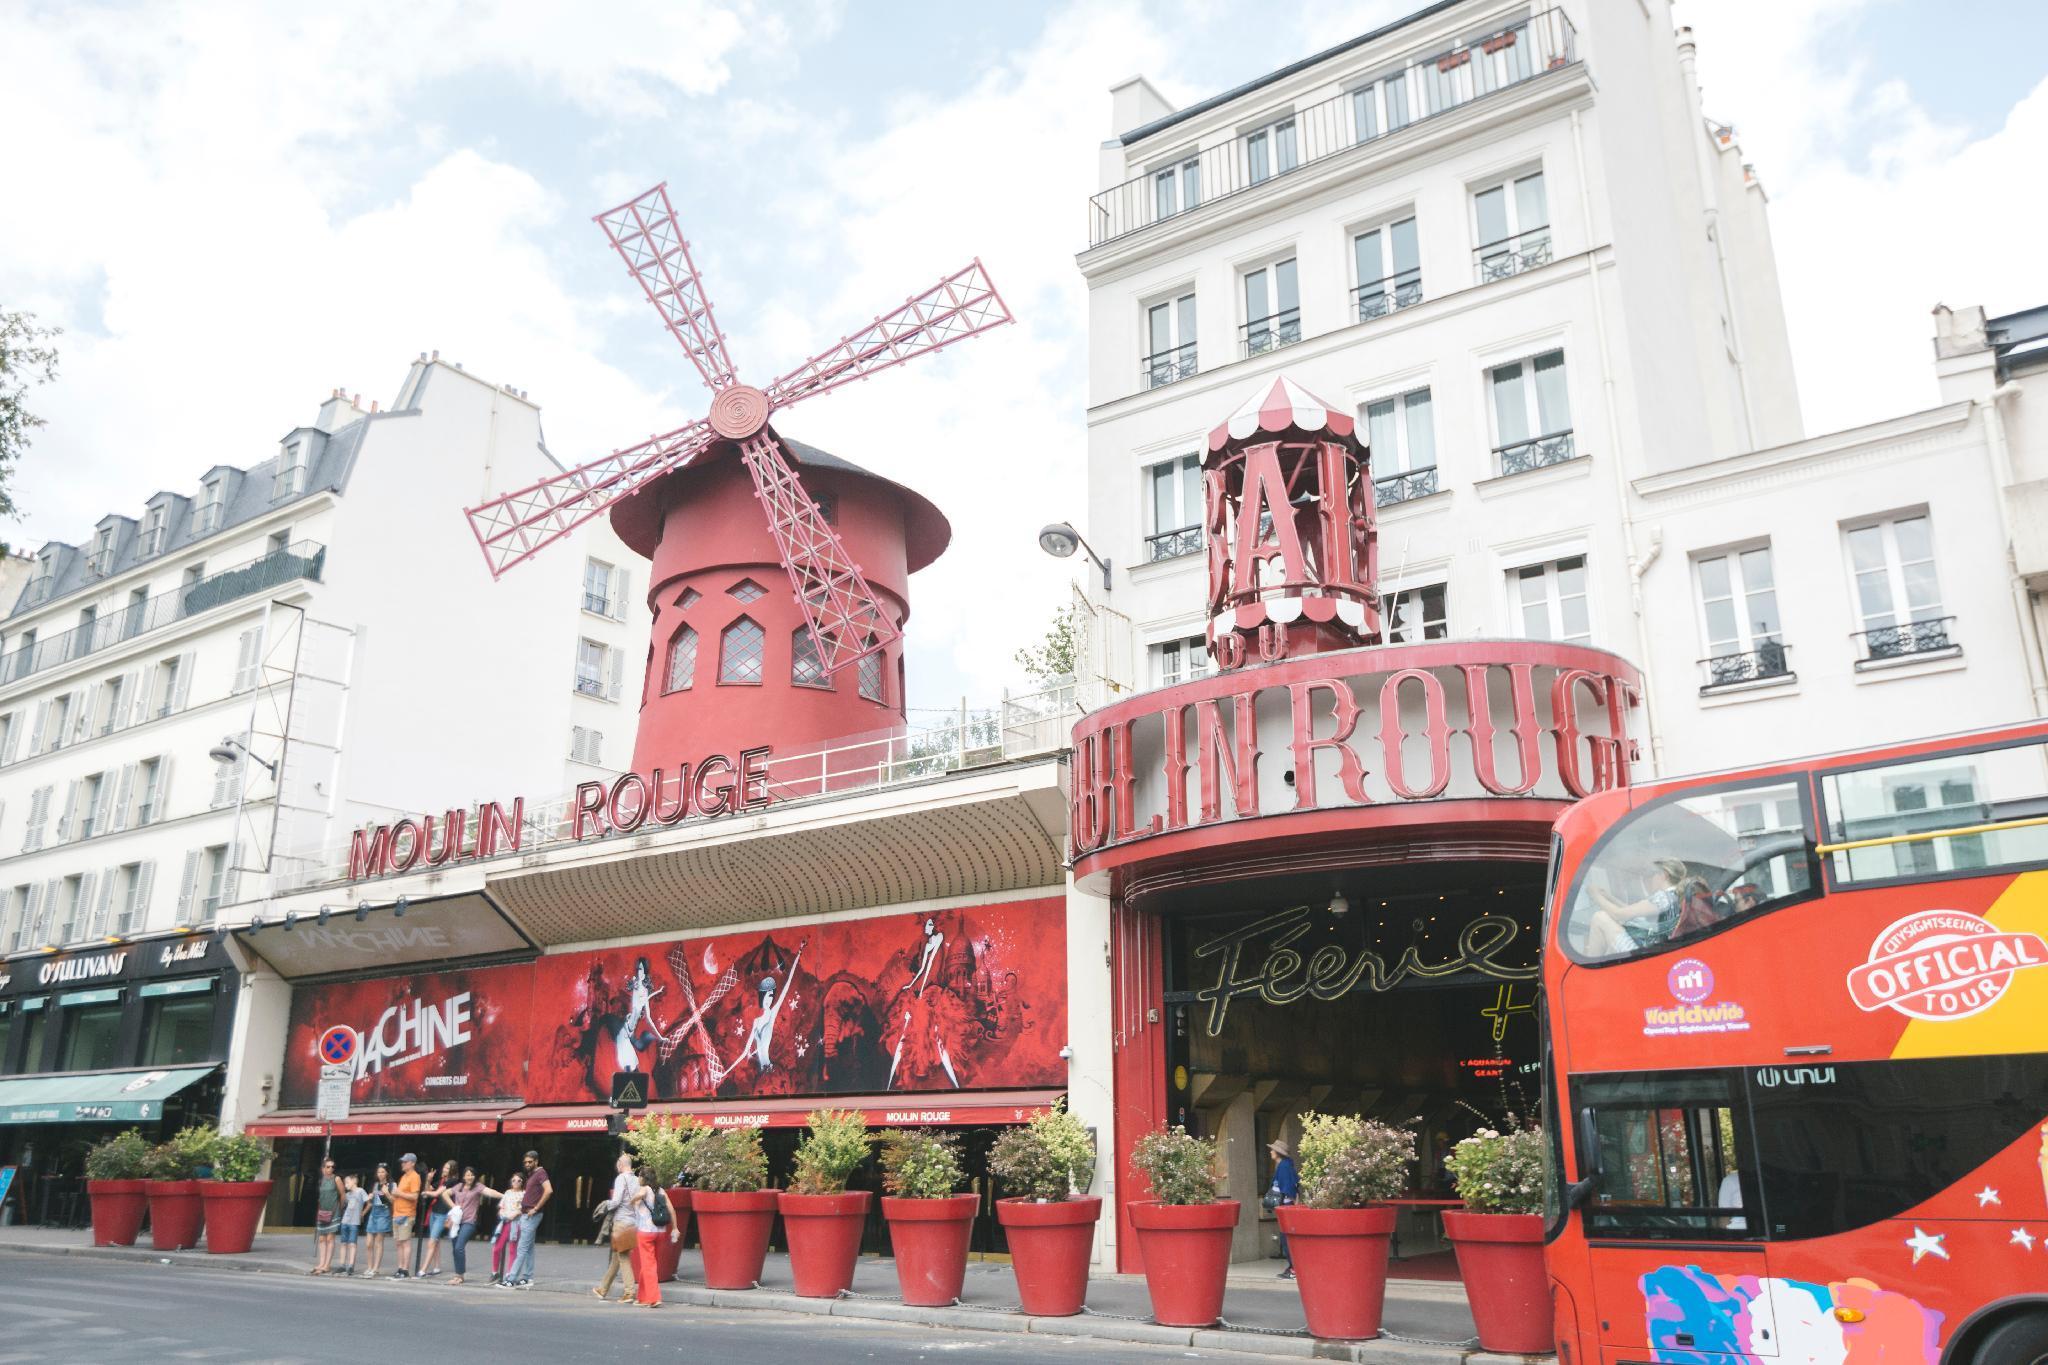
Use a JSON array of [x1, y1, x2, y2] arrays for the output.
[[1154, 859, 1545, 1272]]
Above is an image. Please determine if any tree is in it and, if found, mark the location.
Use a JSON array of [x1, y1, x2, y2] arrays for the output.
[[0, 310, 61, 553], [1013, 600, 1082, 685]]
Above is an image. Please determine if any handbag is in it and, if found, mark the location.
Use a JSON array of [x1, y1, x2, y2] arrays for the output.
[[1261, 1181, 1284, 1212], [611, 1220, 638, 1254]]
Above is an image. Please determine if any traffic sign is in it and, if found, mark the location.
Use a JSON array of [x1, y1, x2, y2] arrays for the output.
[[610, 1070, 649, 1109], [317, 1026, 358, 1067], [316, 1066, 352, 1123]]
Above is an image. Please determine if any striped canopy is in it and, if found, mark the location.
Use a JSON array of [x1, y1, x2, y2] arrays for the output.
[[1209, 375, 1360, 451]]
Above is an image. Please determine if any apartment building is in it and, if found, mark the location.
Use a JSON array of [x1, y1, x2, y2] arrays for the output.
[[0, 356, 649, 973]]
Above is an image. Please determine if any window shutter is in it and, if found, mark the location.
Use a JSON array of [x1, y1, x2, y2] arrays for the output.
[[613, 567, 632, 621], [120, 667, 145, 730], [233, 629, 261, 693], [221, 867, 241, 910], [75, 683, 100, 742], [210, 754, 237, 809], [28, 701, 47, 753], [34, 880, 59, 944], [150, 755, 174, 824], [110, 763, 137, 832], [63, 873, 96, 943], [135, 663, 160, 724], [175, 850, 202, 925], [56, 780, 79, 841], [122, 862, 155, 934], [89, 870, 117, 937], [23, 786, 49, 851], [607, 647, 624, 701], [92, 773, 118, 837], [170, 651, 196, 710], [0, 713, 17, 764]]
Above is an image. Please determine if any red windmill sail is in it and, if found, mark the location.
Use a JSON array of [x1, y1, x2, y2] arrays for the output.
[[463, 183, 1014, 674]]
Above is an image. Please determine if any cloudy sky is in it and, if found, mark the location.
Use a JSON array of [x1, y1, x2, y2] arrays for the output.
[[3, 0, 2045, 715]]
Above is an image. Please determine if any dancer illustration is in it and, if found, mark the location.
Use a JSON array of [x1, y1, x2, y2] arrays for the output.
[[613, 958, 666, 1073], [888, 917, 963, 1089], [735, 942, 805, 1078]]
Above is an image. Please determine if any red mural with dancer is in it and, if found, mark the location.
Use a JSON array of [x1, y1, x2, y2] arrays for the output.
[[281, 898, 1066, 1108]]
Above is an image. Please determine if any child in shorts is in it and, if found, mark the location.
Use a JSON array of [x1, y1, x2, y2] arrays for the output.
[[338, 1174, 369, 1276], [488, 1173, 526, 1286]]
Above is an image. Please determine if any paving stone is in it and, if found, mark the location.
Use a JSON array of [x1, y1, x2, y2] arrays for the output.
[[1025, 1314, 1197, 1348], [1192, 1326, 1320, 1357]]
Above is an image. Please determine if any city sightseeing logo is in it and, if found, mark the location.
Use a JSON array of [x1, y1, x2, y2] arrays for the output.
[[1847, 909, 2048, 1022], [1642, 957, 1750, 1037]]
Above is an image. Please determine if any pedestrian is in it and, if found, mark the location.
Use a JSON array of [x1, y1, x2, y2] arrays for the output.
[[615, 1152, 678, 1308], [590, 1181, 636, 1305], [439, 1166, 507, 1286], [506, 1149, 552, 1290], [310, 1157, 340, 1275], [337, 1174, 368, 1276], [488, 1173, 527, 1286], [1266, 1138, 1299, 1279], [419, 1159, 458, 1277], [390, 1153, 422, 1279], [364, 1163, 394, 1276]]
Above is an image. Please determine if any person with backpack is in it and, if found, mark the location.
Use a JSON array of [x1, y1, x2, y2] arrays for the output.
[[611, 1152, 677, 1307]]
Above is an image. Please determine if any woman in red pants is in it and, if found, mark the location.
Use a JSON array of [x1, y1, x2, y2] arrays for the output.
[[611, 1153, 677, 1307]]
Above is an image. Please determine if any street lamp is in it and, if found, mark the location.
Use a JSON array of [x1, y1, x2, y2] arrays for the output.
[[1037, 521, 1112, 592], [208, 734, 278, 778]]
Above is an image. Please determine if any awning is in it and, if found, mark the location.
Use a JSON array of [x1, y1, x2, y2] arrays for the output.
[[244, 1103, 512, 1138], [0, 1065, 216, 1125], [500, 1105, 617, 1135], [644, 1089, 1066, 1130]]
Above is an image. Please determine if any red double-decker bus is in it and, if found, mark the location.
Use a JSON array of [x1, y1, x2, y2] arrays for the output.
[[1541, 720, 2048, 1365]]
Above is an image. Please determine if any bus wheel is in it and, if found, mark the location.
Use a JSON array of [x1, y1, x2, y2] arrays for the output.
[[1975, 1312, 2048, 1365]]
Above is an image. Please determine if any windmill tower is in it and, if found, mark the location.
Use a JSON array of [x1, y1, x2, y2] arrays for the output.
[[463, 184, 1010, 771]]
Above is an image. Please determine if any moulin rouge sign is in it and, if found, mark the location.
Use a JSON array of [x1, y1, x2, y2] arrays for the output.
[[348, 746, 774, 881]]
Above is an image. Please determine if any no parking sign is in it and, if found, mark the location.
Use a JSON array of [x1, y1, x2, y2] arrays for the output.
[[315, 1026, 358, 1122]]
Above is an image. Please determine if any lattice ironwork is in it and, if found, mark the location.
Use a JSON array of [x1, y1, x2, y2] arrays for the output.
[[1496, 430, 1577, 476], [719, 617, 765, 684], [1475, 230, 1554, 283], [728, 578, 767, 603], [1373, 467, 1440, 505], [664, 627, 697, 693], [1143, 343, 1198, 390], [1356, 272, 1424, 321], [1855, 616, 1956, 663], [1701, 640, 1791, 689], [791, 627, 828, 688], [1146, 525, 1203, 561]]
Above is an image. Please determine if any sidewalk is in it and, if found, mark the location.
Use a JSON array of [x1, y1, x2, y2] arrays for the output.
[[0, 1223, 1524, 1364]]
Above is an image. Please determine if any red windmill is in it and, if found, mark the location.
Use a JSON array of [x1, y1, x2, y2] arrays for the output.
[[463, 182, 1013, 680]]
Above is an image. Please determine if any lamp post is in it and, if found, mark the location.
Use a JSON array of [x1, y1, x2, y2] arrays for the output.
[[1037, 521, 1112, 592]]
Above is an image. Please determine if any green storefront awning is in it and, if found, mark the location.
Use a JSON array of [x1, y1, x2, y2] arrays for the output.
[[0, 1065, 216, 1125]]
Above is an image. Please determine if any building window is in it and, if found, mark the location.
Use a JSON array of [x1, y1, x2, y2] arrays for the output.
[[1383, 583, 1449, 642], [135, 757, 166, 826], [89, 526, 117, 575], [1490, 350, 1575, 474], [574, 638, 611, 697], [1152, 153, 1201, 219], [52, 873, 87, 943], [1364, 388, 1437, 504], [232, 627, 263, 694], [110, 862, 151, 935], [181, 563, 204, 592], [1352, 70, 1411, 141], [1144, 293, 1197, 388], [1242, 258, 1301, 356], [75, 772, 106, 840], [209, 743, 243, 810], [153, 655, 183, 718], [569, 726, 605, 766], [1353, 217, 1421, 321], [1146, 454, 1203, 561], [3, 885, 33, 953], [1513, 556, 1591, 645], [583, 558, 615, 616], [274, 442, 308, 500], [676, 587, 702, 610], [97, 674, 126, 736], [0, 711, 14, 766], [45, 693, 72, 753], [1697, 547, 1788, 687], [195, 478, 226, 534], [857, 647, 885, 703], [728, 578, 768, 604], [60, 998, 124, 1071], [18, 1004, 48, 1072], [141, 504, 167, 556], [142, 992, 214, 1066], [1153, 635, 1212, 688], [1245, 115, 1298, 185], [1474, 170, 1551, 281], [663, 627, 698, 694], [720, 617, 766, 685], [122, 587, 147, 640], [792, 628, 830, 688], [1845, 514, 1951, 662]]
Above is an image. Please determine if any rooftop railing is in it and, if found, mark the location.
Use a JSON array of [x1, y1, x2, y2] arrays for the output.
[[1086, 8, 1578, 248]]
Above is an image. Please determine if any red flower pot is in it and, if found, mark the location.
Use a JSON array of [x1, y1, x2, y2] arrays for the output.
[[882, 1194, 979, 1307], [1128, 1199, 1239, 1327], [147, 1180, 204, 1251], [996, 1196, 1099, 1317], [1442, 1210, 1551, 1353], [1278, 1204, 1396, 1340], [693, 1190, 778, 1289], [650, 1188, 692, 1282], [780, 1190, 872, 1298], [88, 1180, 149, 1246], [197, 1180, 273, 1254]]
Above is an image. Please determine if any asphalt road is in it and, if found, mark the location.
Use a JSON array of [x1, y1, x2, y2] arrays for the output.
[[0, 1255, 1258, 1364]]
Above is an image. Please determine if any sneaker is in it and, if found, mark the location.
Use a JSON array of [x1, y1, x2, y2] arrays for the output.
[[1278, 1268, 1295, 1280], [514, 1280, 532, 1291], [394, 1270, 409, 1280], [488, 1274, 502, 1286]]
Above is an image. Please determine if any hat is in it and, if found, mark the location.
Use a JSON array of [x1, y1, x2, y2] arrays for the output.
[[1268, 1139, 1291, 1158], [401, 1153, 418, 1163]]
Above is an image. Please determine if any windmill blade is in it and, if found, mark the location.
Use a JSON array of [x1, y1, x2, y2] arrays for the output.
[[465, 419, 715, 578], [764, 260, 1013, 413], [595, 183, 741, 394], [739, 429, 900, 674]]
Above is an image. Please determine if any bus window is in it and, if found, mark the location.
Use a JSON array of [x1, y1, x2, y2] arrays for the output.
[[1821, 737, 2048, 885], [1575, 1071, 1758, 1240], [1564, 779, 1813, 961]]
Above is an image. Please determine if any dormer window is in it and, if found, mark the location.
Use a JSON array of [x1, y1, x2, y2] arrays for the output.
[[273, 441, 308, 500], [195, 478, 226, 534], [141, 504, 167, 556], [27, 554, 55, 605], [88, 528, 116, 576]]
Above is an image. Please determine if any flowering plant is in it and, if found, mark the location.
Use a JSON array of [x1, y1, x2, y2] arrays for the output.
[[988, 1099, 1096, 1202], [1443, 1124, 1546, 1215], [1297, 1112, 1414, 1209], [1130, 1126, 1221, 1206]]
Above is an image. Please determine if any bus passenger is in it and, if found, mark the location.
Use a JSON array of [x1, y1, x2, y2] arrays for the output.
[[1584, 857, 1689, 954]]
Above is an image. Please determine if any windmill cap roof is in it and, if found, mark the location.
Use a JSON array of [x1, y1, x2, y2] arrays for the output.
[[608, 431, 951, 571], [1208, 375, 1360, 454]]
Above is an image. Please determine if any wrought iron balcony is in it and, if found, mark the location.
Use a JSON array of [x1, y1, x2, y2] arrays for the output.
[[1355, 271, 1423, 323], [1242, 308, 1302, 357], [1146, 525, 1204, 562], [1086, 8, 1580, 248], [573, 675, 607, 697], [582, 591, 612, 615], [1, 541, 327, 687], [1854, 616, 1957, 665], [1700, 640, 1791, 691], [1495, 430, 1577, 476], [1475, 228, 1553, 283], [1373, 467, 1440, 506], [1143, 343, 1198, 389]]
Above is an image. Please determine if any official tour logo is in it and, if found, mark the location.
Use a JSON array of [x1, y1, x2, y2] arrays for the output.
[[1846, 910, 2048, 1022]]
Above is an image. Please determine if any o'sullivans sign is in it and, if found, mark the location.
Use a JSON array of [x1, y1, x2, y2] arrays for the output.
[[348, 747, 774, 881]]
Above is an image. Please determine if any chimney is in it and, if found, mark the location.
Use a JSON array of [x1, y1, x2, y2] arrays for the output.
[[314, 388, 368, 434]]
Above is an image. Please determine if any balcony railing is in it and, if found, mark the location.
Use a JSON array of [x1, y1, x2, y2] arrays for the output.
[[1700, 641, 1792, 690], [573, 675, 606, 697], [1242, 308, 1302, 357], [1146, 525, 1203, 562], [1143, 343, 1198, 389], [1854, 616, 1958, 666], [1474, 227, 1553, 283], [1356, 271, 1423, 322], [1086, 8, 1579, 248], [0, 541, 326, 687], [1495, 430, 1577, 476], [1374, 467, 1440, 506], [582, 592, 612, 615]]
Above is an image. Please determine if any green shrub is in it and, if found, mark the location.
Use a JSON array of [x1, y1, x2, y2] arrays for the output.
[[1443, 1124, 1546, 1215], [1297, 1112, 1414, 1209], [989, 1099, 1096, 1202], [683, 1126, 768, 1193], [143, 1126, 217, 1181], [211, 1132, 271, 1183], [1130, 1126, 1220, 1206], [84, 1129, 152, 1182], [624, 1113, 708, 1189], [877, 1129, 963, 1200], [790, 1110, 873, 1196]]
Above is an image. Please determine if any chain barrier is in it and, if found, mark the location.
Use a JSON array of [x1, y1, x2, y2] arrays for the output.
[[1381, 1329, 1482, 1348], [1078, 1304, 1159, 1324], [1216, 1317, 1312, 1338], [833, 1290, 1025, 1315]]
